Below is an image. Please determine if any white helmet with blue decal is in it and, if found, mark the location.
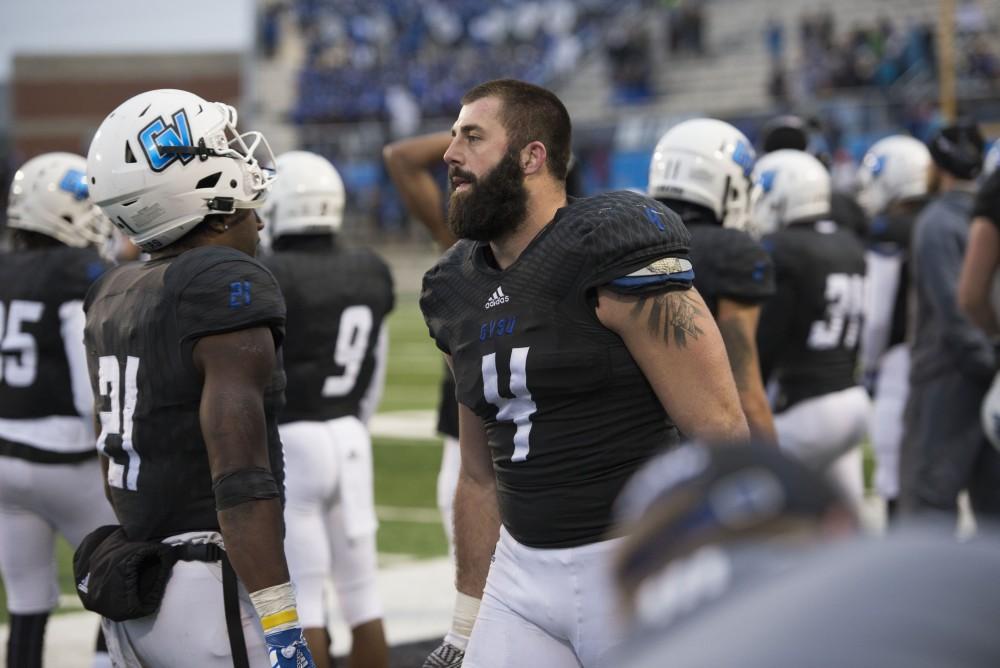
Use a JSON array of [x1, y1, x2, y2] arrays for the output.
[[86, 89, 276, 251], [7, 152, 112, 248], [648, 118, 757, 233], [750, 149, 831, 236], [856, 135, 931, 217]]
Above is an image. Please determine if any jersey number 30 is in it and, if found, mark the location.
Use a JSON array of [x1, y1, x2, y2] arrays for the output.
[[808, 273, 865, 350], [482, 347, 536, 462]]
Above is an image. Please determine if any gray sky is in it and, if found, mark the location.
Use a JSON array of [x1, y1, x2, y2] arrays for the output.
[[0, 0, 254, 81]]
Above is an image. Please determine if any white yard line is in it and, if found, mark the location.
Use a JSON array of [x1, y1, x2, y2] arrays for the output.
[[370, 410, 439, 440], [377, 505, 442, 524]]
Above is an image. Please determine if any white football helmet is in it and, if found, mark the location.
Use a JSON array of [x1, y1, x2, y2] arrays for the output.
[[648, 118, 757, 232], [6, 152, 112, 248], [86, 89, 276, 251], [260, 151, 345, 243], [750, 149, 831, 236], [856, 135, 931, 217]]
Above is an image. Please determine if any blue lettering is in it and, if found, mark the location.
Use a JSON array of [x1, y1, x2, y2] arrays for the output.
[[229, 280, 251, 308], [479, 315, 518, 341]]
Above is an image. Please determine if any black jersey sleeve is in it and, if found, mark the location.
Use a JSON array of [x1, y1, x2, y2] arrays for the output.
[[420, 244, 468, 355], [173, 247, 286, 347], [974, 170, 1000, 227], [577, 192, 693, 295], [756, 235, 795, 382], [712, 229, 776, 304]]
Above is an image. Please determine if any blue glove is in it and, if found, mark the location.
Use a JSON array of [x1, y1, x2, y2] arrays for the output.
[[265, 626, 315, 668]]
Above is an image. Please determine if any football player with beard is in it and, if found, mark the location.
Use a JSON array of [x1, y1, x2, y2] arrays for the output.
[[0, 153, 116, 668], [855, 136, 932, 518], [647, 119, 777, 443], [419, 79, 748, 668]]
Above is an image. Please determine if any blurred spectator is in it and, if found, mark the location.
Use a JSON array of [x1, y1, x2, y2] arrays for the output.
[[901, 122, 1000, 525], [765, 15, 784, 64], [287, 0, 614, 123]]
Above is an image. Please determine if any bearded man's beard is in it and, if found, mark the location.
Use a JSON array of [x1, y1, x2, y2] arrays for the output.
[[447, 149, 528, 242]]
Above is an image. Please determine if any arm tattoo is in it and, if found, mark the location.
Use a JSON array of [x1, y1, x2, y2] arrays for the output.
[[629, 290, 705, 347], [717, 318, 754, 390]]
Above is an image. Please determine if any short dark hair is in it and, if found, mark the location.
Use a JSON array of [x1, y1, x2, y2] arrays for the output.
[[462, 79, 572, 181]]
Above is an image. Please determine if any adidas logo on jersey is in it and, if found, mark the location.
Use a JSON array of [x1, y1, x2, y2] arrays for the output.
[[77, 573, 90, 595], [484, 286, 509, 309]]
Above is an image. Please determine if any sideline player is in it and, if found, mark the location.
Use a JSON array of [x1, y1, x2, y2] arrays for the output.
[[0, 153, 115, 667], [855, 135, 931, 518], [260, 150, 394, 668], [383, 132, 462, 548], [901, 122, 1000, 522], [83, 89, 314, 667], [648, 118, 777, 443], [751, 149, 870, 506], [420, 79, 748, 667]]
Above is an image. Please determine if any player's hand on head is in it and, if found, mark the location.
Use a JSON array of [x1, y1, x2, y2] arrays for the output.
[[422, 640, 465, 668], [265, 626, 316, 668]]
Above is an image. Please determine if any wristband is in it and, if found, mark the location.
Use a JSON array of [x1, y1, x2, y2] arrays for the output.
[[250, 582, 300, 634], [443, 591, 481, 651]]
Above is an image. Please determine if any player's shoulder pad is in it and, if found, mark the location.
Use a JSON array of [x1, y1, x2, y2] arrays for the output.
[[420, 240, 476, 355], [169, 245, 286, 343], [570, 191, 692, 293], [711, 227, 775, 301]]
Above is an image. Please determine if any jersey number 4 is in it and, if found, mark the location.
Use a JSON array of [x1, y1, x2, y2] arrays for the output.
[[808, 273, 865, 350], [96, 355, 141, 491], [482, 348, 537, 462]]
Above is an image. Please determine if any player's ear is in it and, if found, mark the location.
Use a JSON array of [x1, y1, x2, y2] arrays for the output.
[[521, 141, 548, 177]]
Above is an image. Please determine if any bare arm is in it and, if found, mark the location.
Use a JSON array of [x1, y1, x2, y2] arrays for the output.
[[958, 218, 1000, 336], [453, 387, 501, 597], [716, 298, 777, 444], [383, 131, 456, 249], [194, 326, 290, 593], [596, 287, 749, 444]]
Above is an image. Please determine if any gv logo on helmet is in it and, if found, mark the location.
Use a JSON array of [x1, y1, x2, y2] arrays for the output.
[[138, 109, 194, 172]]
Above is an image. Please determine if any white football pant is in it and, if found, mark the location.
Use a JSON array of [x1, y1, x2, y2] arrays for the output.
[[464, 526, 624, 668], [870, 345, 909, 501], [0, 456, 115, 613], [774, 386, 871, 508], [280, 417, 382, 629], [100, 532, 269, 667]]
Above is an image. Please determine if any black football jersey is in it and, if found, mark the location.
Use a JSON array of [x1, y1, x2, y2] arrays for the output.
[[83, 246, 287, 541], [421, 191, 690, 548], [0, 246, 108, 421], [757, 220, 867, 410], [687, 224, 775, 314], [262, 241, 394, 423]]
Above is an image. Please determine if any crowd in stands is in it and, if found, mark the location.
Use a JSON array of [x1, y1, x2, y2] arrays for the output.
[[767, 2, 999, 104], [265, 0, 626, 124]]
